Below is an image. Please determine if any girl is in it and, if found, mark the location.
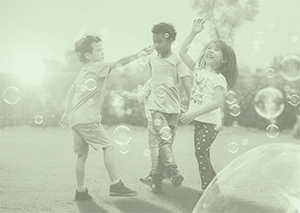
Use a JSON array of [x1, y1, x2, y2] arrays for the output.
[[179, 18, 238, 193]]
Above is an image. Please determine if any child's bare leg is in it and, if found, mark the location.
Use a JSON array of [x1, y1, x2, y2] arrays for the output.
[[76, 154, 88, 191], [103, 146, 119, 183]]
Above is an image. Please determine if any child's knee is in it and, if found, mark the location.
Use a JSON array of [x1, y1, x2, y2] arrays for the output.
[[77, 153, 88, 160]]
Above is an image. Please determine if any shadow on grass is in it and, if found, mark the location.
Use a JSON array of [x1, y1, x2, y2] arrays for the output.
[[114, 198, 173, 213], [76, 199, 109, 213], [140, 180, 201, 213]]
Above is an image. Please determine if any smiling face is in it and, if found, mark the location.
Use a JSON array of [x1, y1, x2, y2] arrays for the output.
[[152, 33, 172, 57], [85, 41, 104, 63], [204, 42, 224, 69]]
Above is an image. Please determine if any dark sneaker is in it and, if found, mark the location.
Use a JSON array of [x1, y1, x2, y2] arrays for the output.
[[75, 188, 92, 201], [109, 180, 138, 197], [169, 170, 184, 187], [140, 174, 153, 182], [150, 180, 164, 194]]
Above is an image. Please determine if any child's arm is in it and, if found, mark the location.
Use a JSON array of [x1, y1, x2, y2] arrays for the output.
[[179, 18, 205, 71], [180, 86, 224, 124], [59, 83, 75, 129], [181, 76, 191, 101], [109, 46, 153, 72]]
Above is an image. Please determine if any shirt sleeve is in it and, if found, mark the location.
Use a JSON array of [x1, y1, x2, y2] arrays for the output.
[[177, 59, 190, 78], [92, 62, 111, 78], [213, 74, 227, 93], [137, 78, 151, 103]]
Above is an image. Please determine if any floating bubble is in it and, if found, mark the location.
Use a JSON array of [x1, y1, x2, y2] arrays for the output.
[[283, 85, 290, 92], [34, 115, 43, 124], [187, 44, 197, 56], [192, 143, 300, 213], [113, 125, 132, 145], [159, 126, 172, 141], [241, 139, 248, 146], [228, 142, 239, 153], [225, 90, 237, 105], [138, 51, 149, 65], [254, 31, 266, 45], [155, 86, 166, 97], [287, 94, 300, 106], [99, 29, 110, 41], [143, 148, 151, 157], [291, 36, 299, 43], [85, 78, 96, 91], [2, 86, 21, 105], [266, 124, 279, 138], [266, 68, 275, 78], [119, 144, 129, 154], [280, 55, 300, 81], [229, 104, 241, 117], [210, 17, 220, 27], [254, 87, 285, 120]]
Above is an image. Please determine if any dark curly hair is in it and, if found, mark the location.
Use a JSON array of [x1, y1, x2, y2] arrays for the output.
[[74, 35, 102, 63], [151, 22, 177, 41]]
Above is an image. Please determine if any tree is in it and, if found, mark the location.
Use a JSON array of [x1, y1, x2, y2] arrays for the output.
[[190, 0, 259, 43]]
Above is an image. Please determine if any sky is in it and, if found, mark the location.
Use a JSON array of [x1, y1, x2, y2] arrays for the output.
[[0, 0, 299, 74]]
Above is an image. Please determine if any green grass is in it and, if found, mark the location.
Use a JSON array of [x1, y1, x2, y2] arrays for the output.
[[0, 125, 298, 213]]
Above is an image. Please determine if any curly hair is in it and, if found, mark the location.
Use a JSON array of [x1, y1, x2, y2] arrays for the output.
[[151, 22, 177, 41], [74, 35, 102, 63]]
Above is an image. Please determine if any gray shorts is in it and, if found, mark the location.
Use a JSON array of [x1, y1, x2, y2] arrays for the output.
[[71, 122, 112, 155]]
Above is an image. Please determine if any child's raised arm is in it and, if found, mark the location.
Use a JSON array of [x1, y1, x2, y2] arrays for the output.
[[109, 46, 153, 71], [179, 18, 205, 71]]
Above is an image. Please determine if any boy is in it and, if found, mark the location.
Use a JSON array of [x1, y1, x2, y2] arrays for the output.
[[147, 22, 191, 193], [59, 34, 153, 200]]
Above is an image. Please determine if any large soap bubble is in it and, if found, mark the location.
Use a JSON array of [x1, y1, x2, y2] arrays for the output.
[[280, 55, 300, 81], [192, 143, 300, 213], [254, 87, 285, 120]]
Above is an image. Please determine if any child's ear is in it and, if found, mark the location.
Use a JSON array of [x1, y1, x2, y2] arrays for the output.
[[84, 52, 91, 60]]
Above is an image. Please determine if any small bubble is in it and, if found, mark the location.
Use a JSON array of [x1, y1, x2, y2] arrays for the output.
[[85, 78, 96, 91], [241, 139, 249, 146], [113, 125, 132, 145], [34, 115, 43, 124], [155, 86, 166, 97], [229, 104, 241, 117], [187, 44, 197, 56], [266, 68, 275, 78], [143, 148, 151, 157], [280, 55, 300, 81], [119, 144, 129, 154], [228, 142, 239, 153], [266, 124, 279, 138], [159, 126, 172, 140], [210, 17, 220, 27], [254, 31, 266, 45], [252, 41, 261, 49], [99, 29, 110, 41], [225, 90, 237, 105], [287, 94, 300, 106], [2, 86, 21, 105]]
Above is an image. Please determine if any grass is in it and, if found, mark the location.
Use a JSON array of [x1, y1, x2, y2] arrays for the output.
[[0, 124, 298, 213]]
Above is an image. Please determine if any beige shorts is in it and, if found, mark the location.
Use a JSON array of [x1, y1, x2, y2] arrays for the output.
[[71, 122, 112, 155]]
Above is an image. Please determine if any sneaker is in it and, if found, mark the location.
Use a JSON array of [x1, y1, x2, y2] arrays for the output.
[[150, 180, 164, 194], [169, 170, 184, 187], [140, 174, 153, 182], [109, 180, 138, 197], [75, 188, 92, 201]]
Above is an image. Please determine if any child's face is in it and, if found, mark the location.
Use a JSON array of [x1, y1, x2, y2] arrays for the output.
[[204, 42, 224, 68], [86, 42, 104, 62], [152, 33, 172, 55]]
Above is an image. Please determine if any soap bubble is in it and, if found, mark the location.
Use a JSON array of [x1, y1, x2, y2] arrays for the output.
[[159, 126, 172, 141], [252, 41, 261, 49], [192, 143, 300, 213], [138, 51, 149, 65], [254, 31, 266, 45], [287, 94, 300, 106], [155, 86, 166, 97], [2, 86, 21, 105], [266, 124, 279, 138], [266, 68, 275, 78], [241, 139, 249, 146], [99, 29, 110, 41], [229, 104, 241, 117], [254, 87, 285, 120], [228, 142, 239, 153], [113, 125, 132, 145], [143, 148, 151, 157], [34, 115, 43, 124], [85, 78, 96, 91], [187, 44, 197, 56], [210, 17, 220, 27], [119, 144, 129, 154], [225, 90, 237, 105], [280, 55, 300, 81]]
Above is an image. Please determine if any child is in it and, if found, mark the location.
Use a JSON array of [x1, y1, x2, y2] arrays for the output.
[[119, 78, 158, 181], [147, 22, 191, 193], [179, 18, 238, 193], [59, 34, 153, 200]]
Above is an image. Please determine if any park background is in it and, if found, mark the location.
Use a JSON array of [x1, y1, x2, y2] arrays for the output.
[[0, 0, 300, 213]]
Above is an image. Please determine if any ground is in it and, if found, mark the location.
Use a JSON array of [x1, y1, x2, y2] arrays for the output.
[[0, 124, 298, 213]]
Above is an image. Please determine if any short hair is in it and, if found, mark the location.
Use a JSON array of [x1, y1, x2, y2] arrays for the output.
[[74, 35, 102, 63], [151, 22, 177, 41]]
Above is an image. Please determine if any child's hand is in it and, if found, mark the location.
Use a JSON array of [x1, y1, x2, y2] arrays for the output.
[[179, 110, 197, 124], [142, 45, 154, 55], [191, 18, 205, 34], [59, 114, 69, 130], [180, 105, 188, 113]]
